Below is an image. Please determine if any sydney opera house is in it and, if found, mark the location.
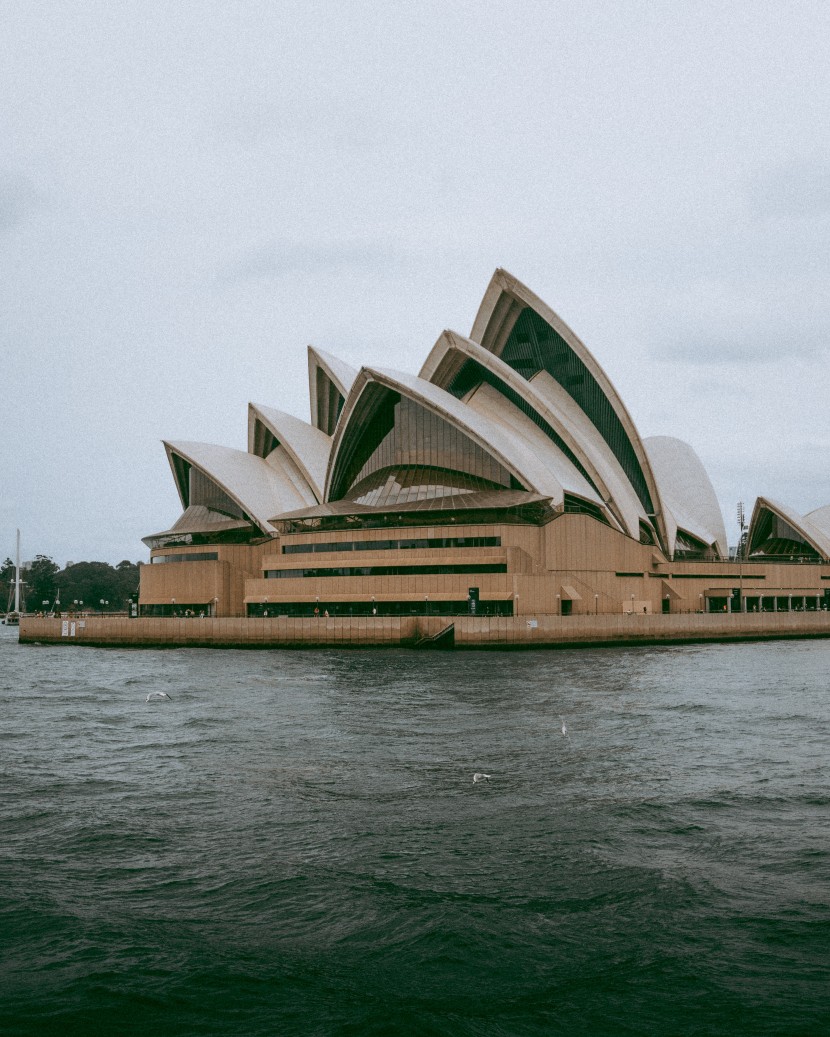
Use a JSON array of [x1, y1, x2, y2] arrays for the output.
[[139, 270, 830, 622]]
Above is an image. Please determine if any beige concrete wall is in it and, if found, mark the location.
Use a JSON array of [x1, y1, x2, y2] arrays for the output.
[[19, 610, 830, 649], [542, 515, 830, 615], [20, 614, 430, 647], [141, 541, 273, 616], [138, 514, 830, 620]]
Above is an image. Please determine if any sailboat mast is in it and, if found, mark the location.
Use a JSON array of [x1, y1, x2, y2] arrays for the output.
[[14, 529, 21, 614]]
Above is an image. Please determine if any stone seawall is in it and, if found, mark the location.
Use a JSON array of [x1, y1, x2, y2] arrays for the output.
[[17, 611, 830, 649]]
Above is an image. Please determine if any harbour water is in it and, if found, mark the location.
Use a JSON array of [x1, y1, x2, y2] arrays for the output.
[[1, 625, 828, 1035]]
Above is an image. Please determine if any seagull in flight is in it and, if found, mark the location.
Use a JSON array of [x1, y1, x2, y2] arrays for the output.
[[561, 718, 568, 736], [473, 772, 491, 783], [146, 692, 172, 702]]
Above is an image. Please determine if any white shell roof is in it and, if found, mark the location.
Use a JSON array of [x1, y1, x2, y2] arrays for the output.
[[469, 268, 668, 551], [420, 329, 645, 538], [308, 346, 358, 433], [141, 505, 252, 547], [749, 497, 830, 561], [164, 440, 314, 534], [326, 366, 579, 504], [644, 436, 728, 558], [248, 403, 331, 501], [805, 504, 830, 541], [462, 381, 610, 516]]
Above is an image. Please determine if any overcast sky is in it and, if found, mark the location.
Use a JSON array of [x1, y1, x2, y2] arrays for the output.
[[2, 0, 829, 567]]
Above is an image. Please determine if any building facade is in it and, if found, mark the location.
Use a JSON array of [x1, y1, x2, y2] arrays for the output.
[[139, 271, 830, 621]]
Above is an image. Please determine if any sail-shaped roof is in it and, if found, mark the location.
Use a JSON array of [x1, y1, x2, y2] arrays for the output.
[[326, 366, 572, 507], [421, 329, 645, 537], [469, 269, 668, 550], [248, 403, 331, 502], [308, 346, 358, 436], [747, 497, 830, 561], [164, 441, 314, 535], [644, 436, 728, 559], [805, 504, 830, 541]]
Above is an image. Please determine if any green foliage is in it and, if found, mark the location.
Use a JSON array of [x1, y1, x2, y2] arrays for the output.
[[56, 561, 140, 611], [26, 556, 60, 610], [3, 553, 142, 614], [1, 557, 15, 609]]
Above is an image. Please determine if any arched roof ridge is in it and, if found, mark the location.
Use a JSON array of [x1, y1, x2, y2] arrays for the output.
[[420, 329, 645, 538], [804, 503, 830, 539], [324, 366, 563, 504], [163, 440, 314, 534], [247, 403, 331, 501], [644, 435, 728, 559], [748, 496, 830, 562], [469, 268, 668, 552], [307, 346, 358, 434]]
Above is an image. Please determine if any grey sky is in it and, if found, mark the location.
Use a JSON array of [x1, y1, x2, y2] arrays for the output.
[[2, 0, 828, 566]]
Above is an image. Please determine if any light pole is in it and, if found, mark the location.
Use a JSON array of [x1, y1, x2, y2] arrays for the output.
[[737, 501, 746, 613], [594, 593, 598, 615], [424, 595, 428, 616]]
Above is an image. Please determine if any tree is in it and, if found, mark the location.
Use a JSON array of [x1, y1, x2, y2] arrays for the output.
[[26, 556, 59, 610], [1, 557, 15, 610], [56, 561, 140, 612]]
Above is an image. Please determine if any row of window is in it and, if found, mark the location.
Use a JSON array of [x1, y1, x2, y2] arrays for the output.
[[265, 563, 508, 579], [151, 552, 219, 564], [247, 599, 514, 618], [282, 535, 502, 555]]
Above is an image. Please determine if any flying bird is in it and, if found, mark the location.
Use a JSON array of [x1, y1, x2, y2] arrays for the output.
[[146, 692, 172, 702], [561, 718, 568, 736], [473, 772, 491, 783]]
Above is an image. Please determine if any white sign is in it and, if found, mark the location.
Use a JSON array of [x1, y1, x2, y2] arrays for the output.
[[61, 620, 69, 637]]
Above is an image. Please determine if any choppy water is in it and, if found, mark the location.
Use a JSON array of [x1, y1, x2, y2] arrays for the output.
[[1, 625, 828, 1036]]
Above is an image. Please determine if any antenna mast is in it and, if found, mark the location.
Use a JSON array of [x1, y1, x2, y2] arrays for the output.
[[14, 529, 22, 614]]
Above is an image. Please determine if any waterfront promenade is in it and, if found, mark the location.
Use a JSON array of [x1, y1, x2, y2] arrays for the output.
[[18, 610, 830, 649]]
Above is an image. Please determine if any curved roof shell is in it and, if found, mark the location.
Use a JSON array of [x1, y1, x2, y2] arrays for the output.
[[141, 504, 253, 548], [747, 497, 830, 561], [805, 504, 830, 541], [644, 436, 728, 559], [164, 440, 314, 535], [248, 403, 331, 502], [421, 330, 646, 537], [469, 268, 668, 551], [325, 366, 579, 507], [308, 346, 358, 436]]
